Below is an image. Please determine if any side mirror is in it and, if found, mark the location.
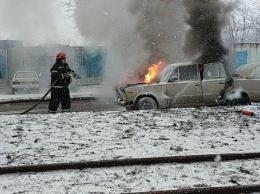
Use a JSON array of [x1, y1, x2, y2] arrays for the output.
[[168, 75, 178, 82]]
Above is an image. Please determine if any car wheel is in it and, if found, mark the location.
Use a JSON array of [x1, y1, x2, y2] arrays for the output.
[[226, 92, 251, 106], [227, 99, 251, 106], [136, 97, 158, 110]]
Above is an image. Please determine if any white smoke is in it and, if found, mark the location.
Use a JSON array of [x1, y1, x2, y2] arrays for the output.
[[73, 0, 142, 85], [0, 0, 77, 46], [73, 0, 187, 93], [226, 87, 243, 101]]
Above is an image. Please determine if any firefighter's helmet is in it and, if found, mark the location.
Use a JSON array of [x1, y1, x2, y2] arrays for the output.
[[56, 52, 66, 60]]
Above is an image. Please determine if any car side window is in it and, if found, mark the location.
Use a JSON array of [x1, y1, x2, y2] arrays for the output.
[[203, 63, 226, 80], [167, 69, 178, 82], [178, 65, 199, 81]]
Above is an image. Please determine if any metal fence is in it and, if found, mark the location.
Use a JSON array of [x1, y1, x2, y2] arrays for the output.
[[0, 42, 106, 88], [232, 43, 260, 69]]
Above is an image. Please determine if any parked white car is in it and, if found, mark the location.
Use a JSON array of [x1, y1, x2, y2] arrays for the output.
[[11, 71, 40, 94]]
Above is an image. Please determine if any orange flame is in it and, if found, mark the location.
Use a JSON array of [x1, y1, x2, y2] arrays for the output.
[[144, 60, 164, 83]]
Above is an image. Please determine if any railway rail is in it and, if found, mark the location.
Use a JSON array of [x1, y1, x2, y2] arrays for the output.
[[1, 152, 260, 175], [1, 152, 260, 193], [124, 184, 260, 194]]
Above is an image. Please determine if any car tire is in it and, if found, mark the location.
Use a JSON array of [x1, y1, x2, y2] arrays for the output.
[[136, 97, 158, 110], [226, 91, 251, 106], [227, 99, 251, 106]]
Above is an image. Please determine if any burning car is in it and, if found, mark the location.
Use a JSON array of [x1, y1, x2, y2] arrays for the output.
[[114, 62, 260, 110]]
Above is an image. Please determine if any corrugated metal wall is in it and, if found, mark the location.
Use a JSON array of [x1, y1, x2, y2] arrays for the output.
[[68, 47, 105, 78], [1, 45, 106, 87], [233, 43, 260, 69], [0, 49, 6, 79], [0, 49, 6, 87]]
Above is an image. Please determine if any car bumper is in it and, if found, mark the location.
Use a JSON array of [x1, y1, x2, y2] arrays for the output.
[[12, 85, 40, 89], [114, 98, 133, 106]]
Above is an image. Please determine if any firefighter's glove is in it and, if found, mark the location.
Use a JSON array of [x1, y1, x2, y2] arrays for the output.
[[74, 74, 81, 79], [62, 73, 70, 79]]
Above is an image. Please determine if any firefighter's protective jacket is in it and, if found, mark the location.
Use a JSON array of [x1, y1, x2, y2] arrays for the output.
[[50, 61, 75, 87]]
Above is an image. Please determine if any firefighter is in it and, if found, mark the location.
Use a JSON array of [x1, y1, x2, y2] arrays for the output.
[[48, 52, 80, 113]]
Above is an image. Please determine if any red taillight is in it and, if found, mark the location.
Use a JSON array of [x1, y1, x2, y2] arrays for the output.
[[128, 91, 134, 94]]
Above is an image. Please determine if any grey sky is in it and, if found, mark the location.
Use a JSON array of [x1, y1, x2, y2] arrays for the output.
[[0, 0, 80, 46]]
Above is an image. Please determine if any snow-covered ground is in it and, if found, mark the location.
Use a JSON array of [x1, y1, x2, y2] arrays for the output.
[[0, 89, 260, 193], [0, 85, 104, 103]]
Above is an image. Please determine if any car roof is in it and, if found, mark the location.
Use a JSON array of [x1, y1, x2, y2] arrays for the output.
[[166, 62, 196, 67], [13, 71, 39, 79], [166, 62, 226, 67], [15, 71, 37, 73], [166, 62, 205, 68]]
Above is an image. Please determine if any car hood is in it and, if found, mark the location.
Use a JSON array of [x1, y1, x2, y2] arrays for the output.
[[237, 63, 260, 78], [125, 83, 148, 88]]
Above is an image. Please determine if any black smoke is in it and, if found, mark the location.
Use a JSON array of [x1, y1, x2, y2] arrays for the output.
[[130, 0, 186, 80], [183, 0, 232, 64]]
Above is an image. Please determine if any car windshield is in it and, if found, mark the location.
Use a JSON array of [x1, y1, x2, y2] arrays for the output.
[[15, 72, 37, 78], [158, 66, 174, 82], [228, 66, 242, 78]]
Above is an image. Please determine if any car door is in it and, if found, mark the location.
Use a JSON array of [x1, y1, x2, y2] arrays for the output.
[[166, 64, 203, 107], [201, 63, 227, 104]]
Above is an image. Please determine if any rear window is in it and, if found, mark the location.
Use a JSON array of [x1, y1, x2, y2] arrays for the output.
[[15, 72, 37, 78], [203, 63, 226, 80]]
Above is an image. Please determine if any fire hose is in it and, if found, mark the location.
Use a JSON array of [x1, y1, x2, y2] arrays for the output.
[[20, 80, 57, 115]]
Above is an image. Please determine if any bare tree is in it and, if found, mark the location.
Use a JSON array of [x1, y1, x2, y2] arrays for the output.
[[59, 0, 74, 18], [61, 0, 260, 44], [229, 0, 260, 43]]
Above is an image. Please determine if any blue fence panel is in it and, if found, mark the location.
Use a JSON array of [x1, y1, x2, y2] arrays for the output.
[[0, 50, 6, 79], [88, 51, 104, 77], [74, 54, 88, 77], [234, 51, 248, 69], [82, 50, 104, 77]]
